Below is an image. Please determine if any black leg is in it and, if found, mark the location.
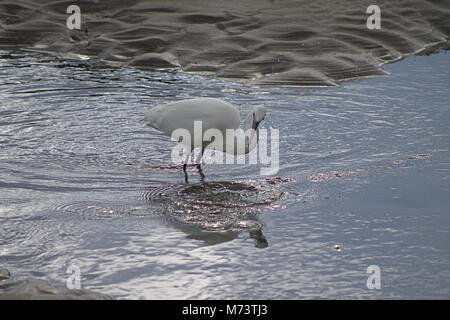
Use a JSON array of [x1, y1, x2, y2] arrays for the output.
[[183, 151, 192, 183], [197, 147, 206, 182], [183, 163, 188, 183], [197, 164, 205, 182], [194, 147, 205, 182]]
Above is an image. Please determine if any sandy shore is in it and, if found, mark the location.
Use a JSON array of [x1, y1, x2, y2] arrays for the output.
[[0, 1, 449, 85]]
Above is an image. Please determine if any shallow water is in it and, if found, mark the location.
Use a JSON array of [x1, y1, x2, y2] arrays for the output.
[[0, 50, 449, 299]]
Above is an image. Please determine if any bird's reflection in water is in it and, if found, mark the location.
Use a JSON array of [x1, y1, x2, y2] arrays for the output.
[[181, 226, 268, 248], [142, 179, 288, 248]]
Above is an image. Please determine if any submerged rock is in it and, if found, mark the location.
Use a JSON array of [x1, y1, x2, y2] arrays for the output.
[[0, 269, 11, 281], [0, 269, 112, 300]]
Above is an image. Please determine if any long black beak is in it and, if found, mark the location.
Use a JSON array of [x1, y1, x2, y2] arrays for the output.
[[252, 117, 260, 130]]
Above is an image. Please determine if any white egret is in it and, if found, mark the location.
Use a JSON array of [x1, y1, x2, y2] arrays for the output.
[[144, 97, 266, 181]]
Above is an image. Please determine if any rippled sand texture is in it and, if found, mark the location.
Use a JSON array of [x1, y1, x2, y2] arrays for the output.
[[0, 0, 449, 85]]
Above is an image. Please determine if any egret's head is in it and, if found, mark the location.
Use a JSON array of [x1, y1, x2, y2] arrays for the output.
[[242, 105, 267, 153], [251, 105, 266, 130]]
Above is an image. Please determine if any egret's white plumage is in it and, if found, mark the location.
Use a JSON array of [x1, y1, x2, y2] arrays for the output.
[[144, 97, 266, 158]]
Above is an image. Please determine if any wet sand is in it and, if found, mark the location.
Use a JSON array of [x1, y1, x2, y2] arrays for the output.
[[1, 0, 449, 86]]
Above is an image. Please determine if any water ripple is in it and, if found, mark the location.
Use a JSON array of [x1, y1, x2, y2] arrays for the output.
[[142, 178, 290, 232]]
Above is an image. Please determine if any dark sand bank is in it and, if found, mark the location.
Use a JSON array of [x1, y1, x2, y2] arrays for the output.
[[1, 0, 449, 86]]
